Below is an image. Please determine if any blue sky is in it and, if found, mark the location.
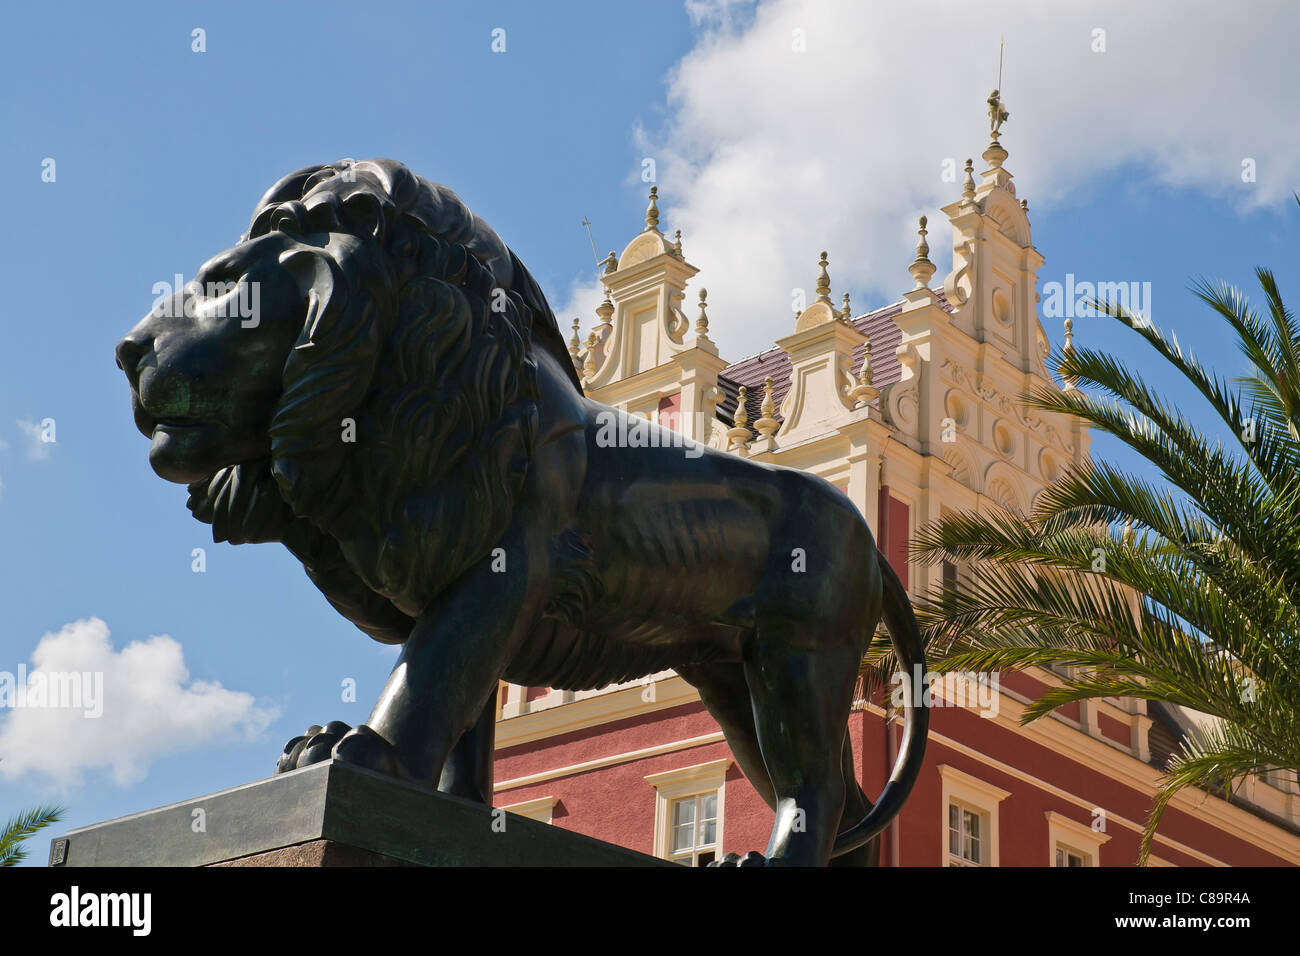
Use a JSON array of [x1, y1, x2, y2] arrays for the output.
[[2, 0, 1298, 860]]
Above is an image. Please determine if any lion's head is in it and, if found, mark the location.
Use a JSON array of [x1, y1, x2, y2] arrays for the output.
[[117, 159, 577, 622]]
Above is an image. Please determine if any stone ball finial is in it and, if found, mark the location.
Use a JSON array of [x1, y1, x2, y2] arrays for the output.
[[696, 287, 710, 336], [962, 158, 976, 201], [840, 291, 853, 324], [645, 186, 660, 232]]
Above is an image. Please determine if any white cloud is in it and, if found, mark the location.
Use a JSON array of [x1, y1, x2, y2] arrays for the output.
[[0, 618, 278, 787], [563, 0, 1300, 359], [16, 418, 53, 461]]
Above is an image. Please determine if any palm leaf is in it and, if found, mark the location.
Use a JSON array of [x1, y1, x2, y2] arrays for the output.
[[0, 804, 65, 866]]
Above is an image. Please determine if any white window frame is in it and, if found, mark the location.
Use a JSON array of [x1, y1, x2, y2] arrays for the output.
[[948, 802, 988, 867], [1045, 810, 1111, 867], [665, 791, 720, 866], [645, 758, 730, 865], [498, 795, 558, 825], [938, 764, 1011, 867]]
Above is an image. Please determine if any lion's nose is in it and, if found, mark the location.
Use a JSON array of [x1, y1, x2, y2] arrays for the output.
[[115, 333, 150, 376]]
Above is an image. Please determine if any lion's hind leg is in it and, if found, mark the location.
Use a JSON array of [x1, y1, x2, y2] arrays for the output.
[[678, 660, 774, 814], [743, 632, 862, 867], [828, 733, 881, 867]]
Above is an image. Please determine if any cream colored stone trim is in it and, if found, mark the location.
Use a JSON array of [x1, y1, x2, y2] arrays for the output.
[[496, 674, 698, 749], [1045, 810, 1111, 866], [500, 795, 558, 824]]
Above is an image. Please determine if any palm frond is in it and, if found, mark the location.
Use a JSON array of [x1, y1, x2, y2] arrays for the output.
[[0, 804, 65, 867]]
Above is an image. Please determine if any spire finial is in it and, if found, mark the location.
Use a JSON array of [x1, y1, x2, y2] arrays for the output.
[[595, 287, 614, 335], [568, 318, 582, 367], [1062, 316, 1078, 390], [695, 288, 710, 337], [673, 229, 683, 257], [583, 332, 599, 379], [734, 386, 750, 428], [645, 186, 660, 232], [847, 340, 879, 406], [726, 385, 754, 450], [908, 216, 936, 289], [840, 291, 853, 324], [815, 251, 832, 304], [962, 158, 976, 201], [754, 376, 780, 438]]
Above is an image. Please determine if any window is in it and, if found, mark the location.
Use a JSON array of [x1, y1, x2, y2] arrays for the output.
[[941, 559, 959, 596], [668, 792, 719, 866], [938, 764, 1011, 866], [645, 758, 730, 867], [1055, 845, 1089, 867], [948, 803, 987, 866], [1044, 811, 1111, 866]]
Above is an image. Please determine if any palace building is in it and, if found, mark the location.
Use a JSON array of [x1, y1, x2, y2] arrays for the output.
[[490, 106, 1300, 866]]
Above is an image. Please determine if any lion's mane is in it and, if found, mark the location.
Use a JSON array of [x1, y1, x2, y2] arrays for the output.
[[186, 159, 579, 636]]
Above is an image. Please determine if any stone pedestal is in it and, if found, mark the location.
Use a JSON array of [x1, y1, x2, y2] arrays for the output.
[[48, 760, 670, 867]]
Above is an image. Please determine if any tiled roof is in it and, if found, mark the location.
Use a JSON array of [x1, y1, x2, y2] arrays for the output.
[[716, 292, 953, 427]]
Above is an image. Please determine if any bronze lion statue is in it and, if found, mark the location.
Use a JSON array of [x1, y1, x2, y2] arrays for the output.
[[116, 159, 928, 866]]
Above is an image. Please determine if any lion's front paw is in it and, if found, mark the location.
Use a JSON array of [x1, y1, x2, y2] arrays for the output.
[[331, 724, 406, 778], [277, 720, 353, 773], [276, 722, 408, 778], [708, 851, 770, 868]]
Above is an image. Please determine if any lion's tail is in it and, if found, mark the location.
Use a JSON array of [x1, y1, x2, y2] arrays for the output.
[[830, 551, 930, 859]]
